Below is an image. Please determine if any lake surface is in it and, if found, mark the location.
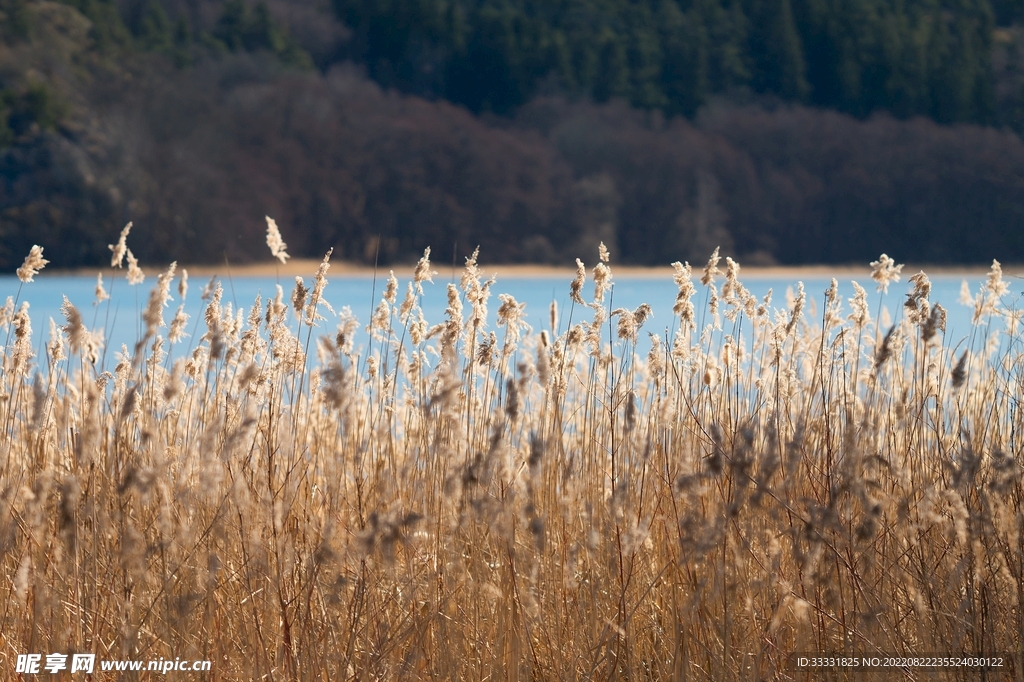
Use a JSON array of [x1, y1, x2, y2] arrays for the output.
[[1, 270, 1015, 366]]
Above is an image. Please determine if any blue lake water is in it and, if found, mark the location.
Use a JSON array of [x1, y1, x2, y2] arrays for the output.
[[1, 270, 1016, 367]]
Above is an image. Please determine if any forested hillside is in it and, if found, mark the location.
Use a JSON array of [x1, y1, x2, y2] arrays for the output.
[[2, 0, 1024, 269], [336, 0, 1002, 124]]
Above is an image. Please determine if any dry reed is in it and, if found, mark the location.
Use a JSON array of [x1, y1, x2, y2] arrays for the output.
[[1, 234, 1022, 680]]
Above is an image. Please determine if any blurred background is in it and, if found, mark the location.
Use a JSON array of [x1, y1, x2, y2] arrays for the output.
[[2, 0, 1023, 270]]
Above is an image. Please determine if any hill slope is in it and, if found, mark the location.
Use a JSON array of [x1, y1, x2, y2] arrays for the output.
[[2, 0, 1024, 269]]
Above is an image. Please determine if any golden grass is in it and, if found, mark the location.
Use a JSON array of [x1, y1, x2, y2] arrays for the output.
[[1, 243, 1022, 680]]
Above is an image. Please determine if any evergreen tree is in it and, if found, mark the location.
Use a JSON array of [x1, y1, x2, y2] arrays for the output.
[[137, 1, 173, 53], [658, 0, 708, 115], [592, 28, 630, 102], [0, 0, 32, 41], [745, 0, 809, 98], [58, 0, 133, 52], [212, 1, 313, 68], [702, 0, 750, 91], [327, 0, 999, 126]]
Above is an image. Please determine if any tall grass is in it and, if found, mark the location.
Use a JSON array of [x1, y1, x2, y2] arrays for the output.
[[1, 239, 1022, 680]]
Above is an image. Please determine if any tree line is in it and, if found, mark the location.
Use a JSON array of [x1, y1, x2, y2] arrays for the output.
[[5, 53, 1024, 271], [3, 0, 1024, 271], [335, 0, 1006, 125], [6, 0, 1018, 125]]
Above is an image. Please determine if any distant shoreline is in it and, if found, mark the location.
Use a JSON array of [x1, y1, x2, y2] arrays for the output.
[[40, 259, 1017, 281]]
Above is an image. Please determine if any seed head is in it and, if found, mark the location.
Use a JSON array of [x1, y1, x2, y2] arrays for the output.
[[17, 245, 48, 283], [477, 331, 497, 366], [593, 262, 612, 303], [413, 247, 434, 295], [505, 378, 519, 419], [61, 296, 87, 352], [399, 282, 416, 322], [0, 296, 13, 330], [874, 325, 896, 370], [169, 306, 189, 344], [304, 248, 334, 325], [614, 304, 652, 342], [645, 332, 663, 376], [869, 253, 903, 293], [823, 278, 842, 329], [265, 216, 290, 263], [633, 303, 652, 328], [369, 300, 389, 333], [785, 282, 805, 336], [848, 281, 870, 329], [537, 331, 550, 385], [292, 277, 308, 318], [384, 270, 398, 305], [986, 259, 1008, 297], [94, 273, 109, 304], [701, 247, 721, 286], [570, 259, 586, 305], [11, 302, 33, 373], [46, 318, 65, 363], [951, 350, 968, 388], [109, 222, 132, 268], [672, 261, 696, 329], [723, 257, 740, 301], [142, 262, 177, 336], [497, 294, 526, 342], [126, 249, 145, 285], [612, 308, 635, 341], [922, 303, 945, 343]]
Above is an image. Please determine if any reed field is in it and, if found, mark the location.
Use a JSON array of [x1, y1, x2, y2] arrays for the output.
[[1, 223, 1023, 680]]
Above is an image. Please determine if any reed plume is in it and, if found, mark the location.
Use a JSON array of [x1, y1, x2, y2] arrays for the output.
[[2, 241, 1021, 681]]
